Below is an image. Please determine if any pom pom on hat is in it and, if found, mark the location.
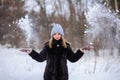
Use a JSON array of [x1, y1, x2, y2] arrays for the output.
[[50, 24, 64, 37]]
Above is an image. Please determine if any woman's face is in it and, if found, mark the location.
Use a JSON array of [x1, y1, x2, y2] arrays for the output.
[[53, 33, 62, 40]]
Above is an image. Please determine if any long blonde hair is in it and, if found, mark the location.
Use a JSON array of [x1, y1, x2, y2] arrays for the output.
[[48, 36, 67, 48]]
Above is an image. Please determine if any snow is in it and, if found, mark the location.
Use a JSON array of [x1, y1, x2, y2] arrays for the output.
[[1, 0, 120, 80], [17, 15, 40, 48], [18, 15, 33, 44], [0, 45, 120, 80], [85, 3, 120, 49], [0, 45, 45, 80], [23, 0, 40, 14]]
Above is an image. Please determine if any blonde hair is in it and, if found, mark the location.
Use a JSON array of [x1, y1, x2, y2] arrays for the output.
[[48, 36, 67, 48]]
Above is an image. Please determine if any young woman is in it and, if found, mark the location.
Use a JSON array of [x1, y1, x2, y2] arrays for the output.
[[20, 24, 89, 80]]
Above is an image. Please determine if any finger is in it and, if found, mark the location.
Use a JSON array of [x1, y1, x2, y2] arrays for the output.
[[20, 49, 27, 52]]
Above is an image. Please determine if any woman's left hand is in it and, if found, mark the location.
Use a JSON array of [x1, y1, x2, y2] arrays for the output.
[[80, 45, 94, 52], [81, 46, 91, 51], [19, 48, 32, 54]]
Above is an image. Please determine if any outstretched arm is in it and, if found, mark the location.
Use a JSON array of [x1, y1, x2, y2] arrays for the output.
[[29, 45, 48, 62], [67, 45, 84, 63], [20, 46, 47, 62]]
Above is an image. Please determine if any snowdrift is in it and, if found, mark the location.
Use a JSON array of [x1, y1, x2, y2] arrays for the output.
[[0, 45, 120, 80]]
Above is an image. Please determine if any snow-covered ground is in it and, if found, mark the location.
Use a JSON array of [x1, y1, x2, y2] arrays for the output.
[[0, 45, 120, 80]]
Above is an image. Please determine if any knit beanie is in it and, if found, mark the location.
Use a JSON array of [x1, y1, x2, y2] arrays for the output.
[[50, 24, 64, 37]]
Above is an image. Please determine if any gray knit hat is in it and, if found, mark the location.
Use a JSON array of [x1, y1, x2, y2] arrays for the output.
[[50, 24, 64, 37]]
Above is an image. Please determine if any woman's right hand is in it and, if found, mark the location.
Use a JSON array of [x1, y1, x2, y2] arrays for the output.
[[19, 48, 32, 54]]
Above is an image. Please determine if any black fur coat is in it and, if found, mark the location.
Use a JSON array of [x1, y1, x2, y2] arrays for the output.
[[29, 39, 84, 80]]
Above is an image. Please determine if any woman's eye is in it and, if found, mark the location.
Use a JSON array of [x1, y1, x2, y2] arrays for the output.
[[53, 33, 57, 35], [53, 33, 60, 35], [58, 33, 61, 35]]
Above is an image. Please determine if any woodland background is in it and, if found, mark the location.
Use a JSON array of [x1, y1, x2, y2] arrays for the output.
[[0, 0, 120, 54]]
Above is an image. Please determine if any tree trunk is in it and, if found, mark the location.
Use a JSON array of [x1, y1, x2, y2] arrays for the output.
[[114, 0, 119, 12]]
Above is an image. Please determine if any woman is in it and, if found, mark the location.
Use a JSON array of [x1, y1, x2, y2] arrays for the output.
[[20, 24, 89, 80]]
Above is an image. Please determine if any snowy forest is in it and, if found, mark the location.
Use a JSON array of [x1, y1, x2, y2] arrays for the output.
[[0, 0, 120, 80], [0, 0, 120, 51]]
